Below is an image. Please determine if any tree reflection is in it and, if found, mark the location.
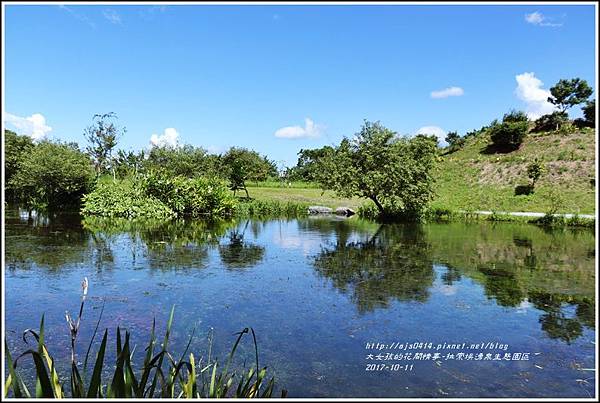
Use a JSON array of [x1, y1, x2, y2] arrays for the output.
[[477, 265, 527, 307], [218, 220, 265, 269], [528, 291, 595, 344], [5, 208, 92, 270], [313, 224, 435, 313], [83, 217, 233, 270]]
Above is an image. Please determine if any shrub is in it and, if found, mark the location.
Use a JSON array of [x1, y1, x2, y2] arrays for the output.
[[141, 172, 237, 218], [81, 180, 175, 219], [533, 112, 569, 132], [444, 131, 465, 153], [10, 140, 95, 209], [502, 110, 529, 123], [526, 159, 545, 188], [488, 120, 528, 151]]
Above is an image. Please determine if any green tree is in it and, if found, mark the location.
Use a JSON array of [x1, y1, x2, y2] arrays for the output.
[[582, 99, 595, 127], [444, 131, 465, 152], [114, 149, 145, 179], [533, 111, 569, 132], [222, 147, 277, 197], [84, 113, 125, 178], [11, 140, 95, 208], [288, 146, 335, 181], [488, 111, 529, 151], [548, 78, 593, 114], [316, 120, 438, 219], [502, 110, 529, 123], [144, 144, 213, 178], [4, 130, 35, 200], [526, 159, 545, 189]]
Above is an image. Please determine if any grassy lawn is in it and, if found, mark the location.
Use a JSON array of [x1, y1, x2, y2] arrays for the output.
[[241, 186, 364, 210]]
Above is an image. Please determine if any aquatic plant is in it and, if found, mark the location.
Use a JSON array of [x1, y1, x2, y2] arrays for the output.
[[4, 279, 286, 398], [81, 174, 237, 220], [234, 198, 309, 218]]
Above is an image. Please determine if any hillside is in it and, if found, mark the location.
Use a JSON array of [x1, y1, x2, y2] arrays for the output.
[[433, 127, 596, 215]]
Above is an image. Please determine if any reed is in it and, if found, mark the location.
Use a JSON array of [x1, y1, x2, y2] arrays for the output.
[[4, 279, 286, 399]]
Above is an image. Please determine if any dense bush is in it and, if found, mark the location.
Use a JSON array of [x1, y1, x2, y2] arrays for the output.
[[444, 131, 465, 152], [82, 173, 237, 219], [488, 112, 529, 151], [81, 180, 175, 219], [142, 172, 237, 218], [502, 110, 529, 123], [533, 111, 569, 132], [10, 140, 95, 209]]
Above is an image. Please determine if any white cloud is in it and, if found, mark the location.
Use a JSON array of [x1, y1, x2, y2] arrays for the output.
[[103, 9, 122, 25], [430, 86, 464, 99], [58, 5, 96, 29], [139, 5, 167, 20], [515, 72, 557, 119], [416, 126, 447, 146], [274, 118, 323, 139], [4, 113, 52, 141], [525, 11, 562, 27], [150, 128, 179, 148]]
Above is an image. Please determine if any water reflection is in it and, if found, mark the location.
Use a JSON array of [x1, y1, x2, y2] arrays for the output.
[[308, 219, 595, 341], [529, 291, 594, 344], [3, 208, 596, 397], [218, 220, 265, 269], [4, 209, 596, 345], [312, 224, 435, 313]]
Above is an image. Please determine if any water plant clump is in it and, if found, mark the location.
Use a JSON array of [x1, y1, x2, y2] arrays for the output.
[[4, 278, 286, 399], [81, 173, 238, 220]]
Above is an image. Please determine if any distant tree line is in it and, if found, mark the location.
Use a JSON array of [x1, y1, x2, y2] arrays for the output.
[[4, 113, 278, 210]]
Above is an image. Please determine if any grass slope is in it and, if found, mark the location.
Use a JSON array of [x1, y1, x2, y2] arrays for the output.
[[236, 127, 596, 215], [433, 127, 596, 214]]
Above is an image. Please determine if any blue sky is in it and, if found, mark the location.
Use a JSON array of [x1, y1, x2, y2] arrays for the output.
[[3, 3, 597, 166]]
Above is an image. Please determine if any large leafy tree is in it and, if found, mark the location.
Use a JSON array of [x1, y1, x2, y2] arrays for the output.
[[4, 130, 35, 200], [287, 146, 335, 181], [582, 99, 595, 127], [144, 144, 215, 178], [316, 120, 438, 219], [10, 140, 95, 208], [84, 112, 125, 177], [548, 78, 593, 113], [222, 147, 277, 197]]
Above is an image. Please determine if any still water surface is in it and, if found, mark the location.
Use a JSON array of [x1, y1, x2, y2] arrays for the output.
[[4, 209, 596, 397]]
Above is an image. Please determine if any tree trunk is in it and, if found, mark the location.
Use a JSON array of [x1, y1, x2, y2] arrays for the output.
[[369, 195, 384, 213]]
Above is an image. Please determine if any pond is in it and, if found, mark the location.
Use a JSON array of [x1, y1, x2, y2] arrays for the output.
[[4, 208, 596, 398]]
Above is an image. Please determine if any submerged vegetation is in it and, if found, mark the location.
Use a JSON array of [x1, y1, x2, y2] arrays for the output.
[[4, 279, 285, 399]]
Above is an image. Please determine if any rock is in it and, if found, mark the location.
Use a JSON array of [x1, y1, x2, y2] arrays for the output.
[[308, 206, 333, 215], [335, 207, 356, 217]]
